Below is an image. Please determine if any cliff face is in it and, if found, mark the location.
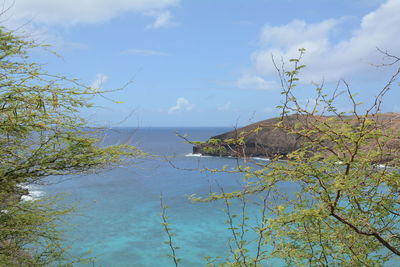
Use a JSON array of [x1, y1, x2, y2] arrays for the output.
[[193, 115, 303, 158], [193, 113, 400, 161]]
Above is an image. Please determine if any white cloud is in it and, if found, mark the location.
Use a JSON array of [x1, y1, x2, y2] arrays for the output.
[[146, 11, 175, 29], [235, 74, 277, 90], [168, 97, 194, 114], [251, 0, 400, 83], [121, 49, 168, 56], [1, 0, 178, 47], [7, 0, 179, 26], [259, 19, 339, 50], [218, 102, 231, 112], [90, 73, 108, 91]]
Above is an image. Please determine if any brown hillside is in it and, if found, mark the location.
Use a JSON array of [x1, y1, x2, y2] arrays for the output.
[[193, 113, 400, 162]]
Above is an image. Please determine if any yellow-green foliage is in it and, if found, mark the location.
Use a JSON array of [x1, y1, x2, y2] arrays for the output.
[[0, 26, 144, 265], [191, 49, 400, 266]]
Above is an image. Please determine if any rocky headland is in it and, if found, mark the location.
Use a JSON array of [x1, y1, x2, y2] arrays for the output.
[[193, 113, 400, 162]]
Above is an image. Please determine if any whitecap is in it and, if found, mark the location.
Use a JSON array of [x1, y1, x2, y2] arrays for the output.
[[252, 157, 270, 162], [18, 184, 45, 201], [21, 195, 33, 201], [21, 190, 45, 201], [185, 153, 212, 158], [17, 184, 30, 190], [376, 164, 390, 169]]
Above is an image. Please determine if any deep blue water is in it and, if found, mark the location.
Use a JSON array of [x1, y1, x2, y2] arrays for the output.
[[39, 127, 288, 266]]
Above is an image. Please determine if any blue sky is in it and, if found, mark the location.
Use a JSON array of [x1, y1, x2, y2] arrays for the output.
[[5, 0, 400, 127]]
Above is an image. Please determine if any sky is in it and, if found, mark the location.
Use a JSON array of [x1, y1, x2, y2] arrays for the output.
[[4, 0, 400, 127]]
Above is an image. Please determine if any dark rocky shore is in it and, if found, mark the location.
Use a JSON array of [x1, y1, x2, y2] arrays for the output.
[[193, 116, 301, 159], [193, 113, 400, 162]]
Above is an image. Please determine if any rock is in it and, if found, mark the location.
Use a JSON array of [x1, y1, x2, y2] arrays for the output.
[[193, 113, 400, 162], [193, 115, 303, 159]]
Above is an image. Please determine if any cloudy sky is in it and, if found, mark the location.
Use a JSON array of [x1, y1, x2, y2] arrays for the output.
[[6, 0, 400, 126]]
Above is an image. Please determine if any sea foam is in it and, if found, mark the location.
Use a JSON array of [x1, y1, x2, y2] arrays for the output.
[[252, 157, 270, 162], [18, 184, 45, 201], [185, 153, 212, 158], [185, 153, 270, 162]]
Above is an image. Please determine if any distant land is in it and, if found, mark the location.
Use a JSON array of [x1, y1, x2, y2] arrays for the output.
[[193, 113, 400, 163]]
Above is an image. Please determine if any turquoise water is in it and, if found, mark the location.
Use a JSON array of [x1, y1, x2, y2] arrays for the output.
[[40, 127, 286, 266]]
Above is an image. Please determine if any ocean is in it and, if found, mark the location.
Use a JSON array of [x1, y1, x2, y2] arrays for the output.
[[34, 127, 284, 266]]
